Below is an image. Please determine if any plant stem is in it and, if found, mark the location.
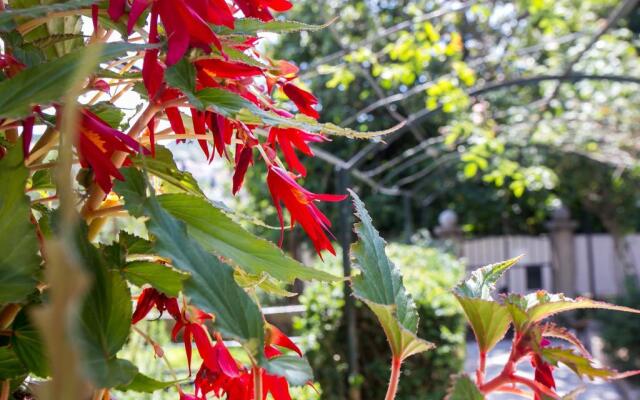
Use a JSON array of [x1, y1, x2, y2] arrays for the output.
[[0, 380, 9, 400], [476, 351, 487, 385], [0, 304, 21, 330], [253, 365, 263, 400], [384, 357, 402, 400]]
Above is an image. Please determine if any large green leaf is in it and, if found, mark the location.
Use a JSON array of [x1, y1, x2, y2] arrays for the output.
[[115, 169, 264, 358], [452, 257, 521, 353], [11, 309, 48, 377], [115, 372, 179, 393], [265, 355, 314, 387], [0, 141, 40, 304], [122, 261, 189, 297], [132, 146, 204, 197], [0, 0, 96, 28], [215, 18, 332, 36], [445, 375, 484, 400], [196, 88, 400, 139], [0, 42, 148, 118], [165, 57, 202, 109], [157, 193, 338, 283], [72, 224, 136, 387], [456, 298, 511, 354], [348, 190, 433, 360]]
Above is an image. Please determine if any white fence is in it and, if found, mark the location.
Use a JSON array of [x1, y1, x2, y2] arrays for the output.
[[462, 234, 640, 297]]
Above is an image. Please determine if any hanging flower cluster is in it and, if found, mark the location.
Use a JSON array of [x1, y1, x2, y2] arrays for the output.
[[133, 288, 305, 399]]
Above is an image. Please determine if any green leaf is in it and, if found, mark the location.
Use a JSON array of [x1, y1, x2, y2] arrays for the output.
[[115, 169, 264, 357], [115, 372, 179, 393], [11, 309, 48, 377], [0, 346, 27, 379], [165, 57, 202, 109], [455, 297, 511, 354], [0, 141, 40, 303], [90, 101, 126, 130], [196, 88, 401, 139], [131, 146, 204, 197], [30, 169, 55, 190], [453, 256, 521, 300], [217, 18, 333, 36], [541, 347, 639, 381], [0, 0, 96, 29], [348, 190, 433, 360], [157, 193, 339, 283], [72, 224, 136, 387], [122, 261, 189, 297], [445, 374, 484, 400], [265, 355, 314, 387], [0, 42, 148, 118]]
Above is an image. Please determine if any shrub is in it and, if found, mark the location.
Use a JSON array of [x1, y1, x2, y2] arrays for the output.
[[294, 243, 466, 399]]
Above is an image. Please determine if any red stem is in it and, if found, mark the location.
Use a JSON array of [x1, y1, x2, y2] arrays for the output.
[[385, 357, 402, 400], [476, 351, 487, 386], [253, 365, 263, 400]]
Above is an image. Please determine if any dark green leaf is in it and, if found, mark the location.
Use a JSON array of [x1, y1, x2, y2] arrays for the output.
[[0, 346, 27, 379], [0, 141, 40, 303], [11, 309, 48, 377], [165, 57, 202, 109], [445, 375, 484, 400], [72, 224, 136, 387], [265, 355, 313, 387], [348, 190, 433, 360], [115, 169, 264, 358], [132, 146, 204, 197], [0, 42, 148, 118], [122, 261, 189, 297], [157, 193, 339, 283], [115, 372, 178, 393]]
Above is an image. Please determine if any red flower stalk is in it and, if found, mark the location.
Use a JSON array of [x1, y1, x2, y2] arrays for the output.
[[267, 166, 346, 256], [131, 287, 181, 324], [77, 109, 146, 194], [281, 82, 320, 119], [268, 127, 326, 177]]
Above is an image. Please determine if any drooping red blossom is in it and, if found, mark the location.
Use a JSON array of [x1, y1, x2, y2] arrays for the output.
[[267, 166, 346, 255], [142, 4, 164, 99], [77, 109, 147, 194], [195, 59, 264, 80], [131, 287, 181, 324], [91, 79, 110, 94], [531, 338, 556, 400], [265, 323, 302, 357], [281, 82, 320, 119], [235, 0, 293, 21], [268, 127, 326, 176], [171, 307, 214, 375]]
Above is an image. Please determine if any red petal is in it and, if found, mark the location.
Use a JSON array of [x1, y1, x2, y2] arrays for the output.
[[127, 0, 151, 35], [131, 288, 158, 324], [232, 145, 254, 194], [91, 4, 99, 32], [107, 0, 126, 21], [21, 115, 34, 158], [267, 324, 302, 356], [214, 339, 240, 378]]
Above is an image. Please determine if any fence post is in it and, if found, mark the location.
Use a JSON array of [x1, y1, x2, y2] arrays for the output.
[[546, 205, 578, 296], [435, 209, 463, 257]]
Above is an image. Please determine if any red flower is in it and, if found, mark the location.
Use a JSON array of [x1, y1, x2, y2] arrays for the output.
[[268, 127, 326, 176], [131, 287, 181, 324], [77, 109, 146, 194], [265, 323, 302, 357], [235, 0, 293, 21], [281, 82, 320, 119], [267, 166, 346, 256], [171, 308, 214, 375], [196, 59, 264, 80]]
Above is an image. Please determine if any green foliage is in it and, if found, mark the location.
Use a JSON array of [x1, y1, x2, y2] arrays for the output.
[[0, 42, 147, 118], [0, 141, 40, 304], [116, 168, 265, 359], [295, 243, 466, 399], [445, 375, 483, 400], [349, 190, 433, 360]]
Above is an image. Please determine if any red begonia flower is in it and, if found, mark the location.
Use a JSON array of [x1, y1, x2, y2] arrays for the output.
[[196, 59, 264, 80], [281, 82, 320, 119], [268, 127, 326, 177], [267, 166, 346, 256], [265, 323, 302, 357], [77, 109, 147, 194], [131, 287, 181, 324], [235, 0, 292, 21]]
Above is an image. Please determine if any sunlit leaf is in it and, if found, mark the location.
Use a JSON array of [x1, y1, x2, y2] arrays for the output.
[[122, 261, 189, 297], [115, 372, 180, 393], [349, 190, 433, 360], [132, 146, 204, 197], [542, 347, 640, 381]]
